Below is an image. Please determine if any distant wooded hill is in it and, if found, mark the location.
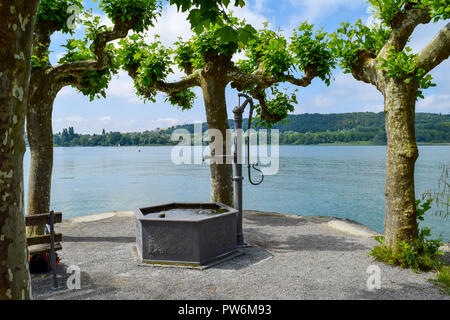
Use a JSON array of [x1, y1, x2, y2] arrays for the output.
[[53, 112, 449, 146], [164, 112, 450, 145]]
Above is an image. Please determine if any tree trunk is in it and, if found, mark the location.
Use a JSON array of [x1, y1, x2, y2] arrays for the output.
[[0, 0, 39, 300], [26, 86, 55, 237], [383, 81, 419, 249], [200, 75, 234, 207]]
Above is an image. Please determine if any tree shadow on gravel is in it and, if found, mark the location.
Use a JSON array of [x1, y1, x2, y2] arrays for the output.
[[31, 262, 120, 300], [245, 227, 367, 252], [62, 236, 135, 243], [212, 245, 274, 271], [243, 212, 336, 227], [349, 281, 447, 300]]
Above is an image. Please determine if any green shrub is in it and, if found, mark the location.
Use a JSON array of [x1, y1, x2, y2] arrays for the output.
[[369, 199, 445, 272], [369, 235, 444, 272]]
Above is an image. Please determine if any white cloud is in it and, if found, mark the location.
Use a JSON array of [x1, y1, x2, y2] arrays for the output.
[[253, 0, 271, 14], [144, 5, 193, 47], [154, 118, 181, 128], [57, 86, 78, 97], [64, 116, 86, 123], [232, 50, 247, 63], [106, 70, 141, 103], [417, 94, 450, 112], [297, 72, 383, 113], [431, 60, 450, 92], [97, 13, 114, 29], [312, 95, 334, 108], [365, 15, 382, 28], [287, 0, 361, 23], [329, 72, 382, 102], [166, 65, 188, 82], [230, 3, 271, 30], [55, 51, 66, 62], [99, 116, 112, 122], [408, 20, 449, 54]]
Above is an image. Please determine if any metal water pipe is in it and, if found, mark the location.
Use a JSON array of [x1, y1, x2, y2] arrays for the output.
[[203, 93, 264, 246], [233, 93, 264, 246]]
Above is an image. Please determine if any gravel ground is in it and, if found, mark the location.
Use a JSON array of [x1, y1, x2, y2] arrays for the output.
[[31, 210, 449, 300]]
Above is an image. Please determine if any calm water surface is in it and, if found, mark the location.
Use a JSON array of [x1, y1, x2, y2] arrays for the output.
[[23, 146, 450, 241]]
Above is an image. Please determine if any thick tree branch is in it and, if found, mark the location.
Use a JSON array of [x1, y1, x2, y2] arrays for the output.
[[227, 64, 318, 123], [152, 73, 201, 95], [416, 22, 450, 75], [227, 64, 317, 92], [48, 19, 133, 79], [378, 5, 431, 59], [348, 6, 430, 91], [227, 67, 276, 91], [350, 49, 380, 86], [252, 89, 284, 123], [126, 63, 201, 99], [56, 72, 86, 91], [285, 64, 318, 87]]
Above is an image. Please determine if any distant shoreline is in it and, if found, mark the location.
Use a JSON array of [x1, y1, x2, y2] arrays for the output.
[[50, 142, 450, 147]]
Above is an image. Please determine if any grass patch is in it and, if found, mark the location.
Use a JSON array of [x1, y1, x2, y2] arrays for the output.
[[369, 236, 444, 272], [430, 265, 450, 295]]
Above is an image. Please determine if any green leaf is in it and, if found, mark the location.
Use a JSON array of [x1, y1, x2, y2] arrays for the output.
[[214, 26, 238, 43]]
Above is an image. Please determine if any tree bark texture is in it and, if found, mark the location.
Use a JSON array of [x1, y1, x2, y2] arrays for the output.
[[0, 0, 39, 300], [26, 72, 57, 237], [383, 81, 419, 249], [200, 74, 234, 207]]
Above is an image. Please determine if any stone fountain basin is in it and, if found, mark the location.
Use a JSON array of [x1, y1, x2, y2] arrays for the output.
[[134, 202, 238, 265]]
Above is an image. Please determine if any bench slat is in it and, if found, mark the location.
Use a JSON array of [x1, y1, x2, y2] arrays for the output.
[[25, 212, 62, 226], [27, 233, 62, 246], [28, 242, 62, 255]]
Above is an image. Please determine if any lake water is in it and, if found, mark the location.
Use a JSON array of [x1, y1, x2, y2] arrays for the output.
[[23, 145, 450, 242]]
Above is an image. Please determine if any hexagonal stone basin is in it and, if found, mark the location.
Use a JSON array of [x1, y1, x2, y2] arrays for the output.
[[134, 203, 238, 266]]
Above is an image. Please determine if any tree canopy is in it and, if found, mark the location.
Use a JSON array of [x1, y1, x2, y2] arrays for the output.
[[330, 0, 449, 99], [118, 16, 336, 126], [31, 0, 162, 101]]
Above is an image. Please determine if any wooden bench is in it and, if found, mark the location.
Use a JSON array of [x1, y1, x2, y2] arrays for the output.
[[25, 210, 62, 289]]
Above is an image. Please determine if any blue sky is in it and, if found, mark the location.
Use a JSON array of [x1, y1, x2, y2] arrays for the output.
[[50, 0, 450, 134]]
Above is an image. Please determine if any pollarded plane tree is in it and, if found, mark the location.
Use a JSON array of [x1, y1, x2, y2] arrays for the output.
[[26, 0, 162, 237], [331, 0, 450, 249], [120, 19, 335, 206], [0, 0, 40, 301]]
